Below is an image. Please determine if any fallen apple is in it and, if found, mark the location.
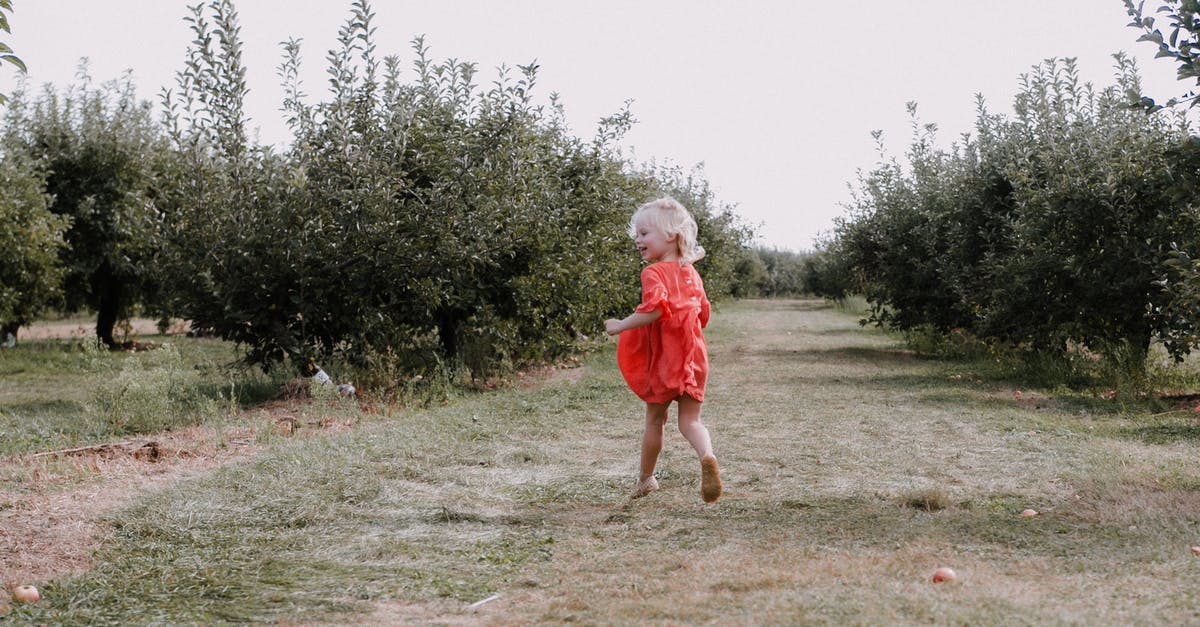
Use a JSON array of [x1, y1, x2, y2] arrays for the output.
[[1190, 545, 1200, 557], [12, 585, 39, 603], [1021, 509, 1039, 517], [932, 567, 957, 583]]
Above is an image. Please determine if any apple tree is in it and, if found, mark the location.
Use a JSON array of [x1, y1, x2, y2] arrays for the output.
[[0, 152, 67, 342], [157, 0, 752, 378], [2, 70, 168, 346]]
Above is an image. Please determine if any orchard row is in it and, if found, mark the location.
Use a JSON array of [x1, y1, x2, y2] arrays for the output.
[[1, 1, 812, 379]]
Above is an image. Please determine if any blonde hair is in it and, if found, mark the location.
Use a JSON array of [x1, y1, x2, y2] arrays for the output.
[[627, 196, 706, 264]]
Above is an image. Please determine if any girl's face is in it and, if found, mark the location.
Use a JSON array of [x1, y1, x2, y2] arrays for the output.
[[634, 220, 678, 262]]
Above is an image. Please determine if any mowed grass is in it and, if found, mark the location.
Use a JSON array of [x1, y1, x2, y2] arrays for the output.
[[8, 299, 1200, 624]]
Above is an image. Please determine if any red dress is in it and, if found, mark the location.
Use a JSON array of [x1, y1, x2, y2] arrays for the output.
[[617, 261, 712, 403]]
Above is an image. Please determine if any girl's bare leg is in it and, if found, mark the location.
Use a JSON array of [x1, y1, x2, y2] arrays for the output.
[[676, 395, 713, 458], [677, 395, 721, 502], [632, 402, 669, 498]]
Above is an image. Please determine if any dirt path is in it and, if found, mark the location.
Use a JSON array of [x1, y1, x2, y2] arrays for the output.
[[356, 299, 1200, 624], [15, 318, 190, 341]]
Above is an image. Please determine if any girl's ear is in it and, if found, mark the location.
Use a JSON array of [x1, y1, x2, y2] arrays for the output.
[[665, 232, 678, 242]]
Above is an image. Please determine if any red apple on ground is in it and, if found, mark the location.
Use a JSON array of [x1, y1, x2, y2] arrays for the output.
[[1190, 545, 1200, 557], [12, 585, 39, 603], [1021, 509, 1039, 517], [932, 567, 957, 583]]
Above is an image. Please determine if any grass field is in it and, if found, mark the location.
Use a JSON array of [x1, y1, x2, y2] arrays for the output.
[[4, 299, 1200, 624]]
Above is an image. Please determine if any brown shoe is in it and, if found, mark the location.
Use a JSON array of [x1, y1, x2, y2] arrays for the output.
[[631, 475, 659, 499], [700, 455, 722, 503]]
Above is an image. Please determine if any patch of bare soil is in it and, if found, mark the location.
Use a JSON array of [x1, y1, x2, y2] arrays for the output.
[[986, 386, 1057, 411], [458, 358, 587, 392], [1160, 392, 1200, 414], [0, 425, 263, 596]]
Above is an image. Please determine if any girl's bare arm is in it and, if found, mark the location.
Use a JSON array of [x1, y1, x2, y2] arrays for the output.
[[604, 309, 662, 335]]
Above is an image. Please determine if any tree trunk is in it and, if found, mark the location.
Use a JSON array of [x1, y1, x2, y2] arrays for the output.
[[436, 309, 463, 362], [95, 272, 124, 348]]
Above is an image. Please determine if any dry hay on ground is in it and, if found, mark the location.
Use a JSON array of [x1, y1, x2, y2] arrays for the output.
[[0, 425, 262, 593], [17, 318, 191, 341]]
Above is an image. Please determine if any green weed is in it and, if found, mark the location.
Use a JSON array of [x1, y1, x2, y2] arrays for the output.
[[88, 344, 222, 434]]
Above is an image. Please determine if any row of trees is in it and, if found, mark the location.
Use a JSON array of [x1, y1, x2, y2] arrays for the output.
[[730, 247, 814, 298], [815, 52, 1200, 372], [0, 0, 756, 377]]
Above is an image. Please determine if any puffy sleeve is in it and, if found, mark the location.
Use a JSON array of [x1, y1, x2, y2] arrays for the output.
[[635, 265, 671, 320]]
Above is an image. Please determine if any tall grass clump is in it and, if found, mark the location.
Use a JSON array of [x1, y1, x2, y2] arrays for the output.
[[87, 343, 227, 435]]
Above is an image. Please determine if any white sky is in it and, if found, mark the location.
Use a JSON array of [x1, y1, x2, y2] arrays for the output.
[[1, 1, 1190, 251]]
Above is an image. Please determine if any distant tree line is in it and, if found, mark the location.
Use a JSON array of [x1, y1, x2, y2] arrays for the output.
[[727, 246, 819, 298]]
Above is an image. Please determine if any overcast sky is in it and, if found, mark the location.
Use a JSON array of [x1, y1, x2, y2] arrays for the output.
[[2, 1, 1190, 251]]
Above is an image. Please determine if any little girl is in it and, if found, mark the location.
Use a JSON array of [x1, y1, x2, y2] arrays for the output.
[[605, 197, 722, 503]]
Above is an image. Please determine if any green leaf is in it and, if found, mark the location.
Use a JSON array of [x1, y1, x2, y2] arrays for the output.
[[1, 54, 24, 73], [1138, 29, 1165, 44]]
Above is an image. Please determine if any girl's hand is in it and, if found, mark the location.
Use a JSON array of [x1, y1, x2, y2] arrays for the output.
[[604, 318, 623, 336]]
